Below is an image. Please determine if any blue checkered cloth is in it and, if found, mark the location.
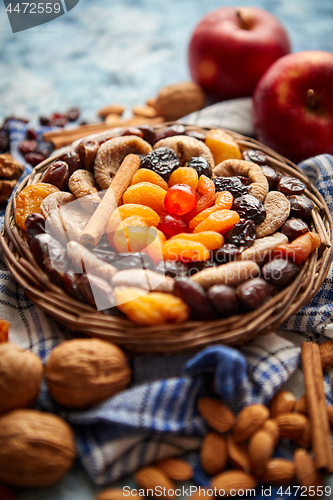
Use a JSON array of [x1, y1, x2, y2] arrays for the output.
[[1, 111, 333, 492]]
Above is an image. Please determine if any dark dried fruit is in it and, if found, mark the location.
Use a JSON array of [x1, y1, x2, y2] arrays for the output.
[[225, 219, 256, 247], [36, 141, 55, 158], [78, 274, 115, 308], [26, 128, 37, 141], [39, 116, 51, 126], [278, 176, 305, 196], [262, 259, 301, 287], [136, 125, 156, 145], [75, 139, 99, 172], [187, 259, 216, 276], [185, 130, 206, 142], [154, 124, 186, 143], [155, 259, 189, 278], [212, 176, 249, 198], [120, 127, 144, 138], [213, 244, 244, 264], [18, 140, 37, 156], [41, 160, 69, 191], [24, 152, 46, 167], [140, 147, 180, 181], [187, 156, 212, 178], [66, 107, 80, 122], [25, 213, 45, 247], [0, 129, 9, 153], [91, 237, 117, 265], [63, 271, 85, 302], [280, 218, 309, 241], [236, 278, 273, 310], [174, 278, 217, 320], [288, 195, 313, 220], [43, 257, 64, 287], [242, 149, 267, 165], [262, 165, 280, 190], [113, 252, 155, 271], [207, 284, 240, 317], [57, 151, 81, 176], [232, 194, 266, 224], [30, 233, 64, 269], [50, 116, 67, 128]]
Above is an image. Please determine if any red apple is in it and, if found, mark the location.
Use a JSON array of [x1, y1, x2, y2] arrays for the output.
[[252, 51, 333, 163], [188, 6, 290, 101]]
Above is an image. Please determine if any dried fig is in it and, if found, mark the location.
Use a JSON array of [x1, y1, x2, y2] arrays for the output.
[[45, 338, 131, 408]]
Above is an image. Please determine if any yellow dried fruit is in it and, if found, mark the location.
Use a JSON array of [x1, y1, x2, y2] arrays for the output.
[[205, 129, 242, 164]]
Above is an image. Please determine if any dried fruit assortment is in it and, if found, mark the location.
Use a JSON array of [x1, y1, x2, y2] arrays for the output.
[[14, 127, 321, 325]]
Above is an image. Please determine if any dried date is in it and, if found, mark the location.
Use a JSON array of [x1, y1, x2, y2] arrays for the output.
[[262, 259, 301, 287], [25, 213, 45, 246], [280, 218, 309, 241], [278, 176, 305, 196], [174, 278, 217, 320], [57, 151, 81, 176], [242, 149, 267, 165], [288, 195, 313, 220], [207, 284, 240, 317], [236, 278, 273, 310], [41, 160, 69, 191], [75, 139, 99, 172]]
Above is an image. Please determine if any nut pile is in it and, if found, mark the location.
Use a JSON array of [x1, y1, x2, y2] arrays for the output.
[[13, 124, 321, 325]]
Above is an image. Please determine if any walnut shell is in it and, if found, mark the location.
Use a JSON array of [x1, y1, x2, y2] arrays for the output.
[[45, 338, 131, 408], [0, 343, 43, 415], [0, 409, 75, 487]]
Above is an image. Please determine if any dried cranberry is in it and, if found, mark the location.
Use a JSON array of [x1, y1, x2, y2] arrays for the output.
[[242, 149, 267, 165], [25, 152, 47, 167], [185, 130, 206, 142], [278, 176, 305, 196], [26, 128, 37, 141], [41, 160, 69, 190], [140, 147, 180, 181], [262, 258, 301, 287], [174, 278, 217, 320], [232, 194, 266, 224], [25, 213, 45, 246], [0, 129, 9, 153], [208, 284, 240, 317], [187, 156, 212, 178], [136, 125, 157, 145], [288, 195, 313, 220], [213, 177, 249, 198], [236, 278, 273, 310], [225, 219, 256, 247], [262, 165, 280, 190], [57, 151, 81, 176], [39, 116, 51, 126], [155, 260, 189, 278], [18, 140, 37, 156], [120, 127, 144, 138], [66, 107, 80, 122], [213, 244, 244, 264], [154, 124, 186, 142], [280, 218, 309, 241]]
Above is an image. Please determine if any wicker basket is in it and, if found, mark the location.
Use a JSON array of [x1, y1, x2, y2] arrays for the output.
[[1, 124, 332, 354]]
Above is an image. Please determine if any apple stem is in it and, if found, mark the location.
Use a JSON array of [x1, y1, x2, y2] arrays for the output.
[[307, 89, 316, 109], [236, 10, 248, 30]]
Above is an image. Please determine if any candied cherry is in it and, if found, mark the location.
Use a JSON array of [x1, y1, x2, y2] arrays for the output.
[[164, 184, 197, 216], [158, 213, 188, 239]]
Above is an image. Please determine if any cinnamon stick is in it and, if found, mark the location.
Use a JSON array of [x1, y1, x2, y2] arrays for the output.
[[79, 154, 141, 247], [301, 341, 333, 472]]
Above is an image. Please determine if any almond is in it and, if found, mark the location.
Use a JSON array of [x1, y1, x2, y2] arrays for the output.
[[275, 413, 308, 440], [233, 404, 269, 443], [96, 488, 138, 500], [295, 395, 307, 415], [269, 391, 296, 418], [197, 398, 235, 433], [189, 489, 213, 500], [327, 406, 333, 426], [211, 470, 257, 495], [319, 340, 333, 370], [155, 458, 192, 481], [294, 420, 311, 448], [132, 105, 158, 119], [260, 458, 296, 485], [201, 432, 227, 476], [135, 466, 175, 498], [261, 419, 279, 446], [294, 449, 323, 488], [105, 114, 122, 126], [98, 104, 125, 118], [226, 435, 251, 472], [152, 82, 205, 121], [248, 430, 275, 476]]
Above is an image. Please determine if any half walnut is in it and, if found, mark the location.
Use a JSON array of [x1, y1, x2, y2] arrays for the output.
[[0, 154, 24, 204]]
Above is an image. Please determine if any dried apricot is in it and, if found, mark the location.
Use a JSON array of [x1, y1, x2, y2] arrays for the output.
[[162, 239, 210, 263], [170, 231, 224, 250], [273, 231, 321, 264], [15, 183, 59, 231], [168, 167, 199, 190], [145, 226, 166, 264], [115, 286, 190, 325], [122, 182, 166, 215], [205, 129, 242, 164], [0, 320, 9, 343], [215, 191, 234, 210], [106, 204, 160, 234], [112, 216, 151, 253], [188, 206, 217, 231], [130, 169, 168, 191], [195, 175, 215, 213], [193, 210, 240, 234]]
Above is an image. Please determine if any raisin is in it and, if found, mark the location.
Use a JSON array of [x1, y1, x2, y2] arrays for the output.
[[174, 278, 217, 320], [113, 253, 155, 271], [213, 244, 245, 264], [262, 259, 301, 287], [232, 194, 266, 224], [280, 218, 309, 241], [242, 149, 267, 165], [37, 141, 55, 158], [58, 151, 81, 176], [225, 219, 256, 247], [278, 175, 306, 196], [236, 278, 273, 310], [154, 124, 186, 143], [213, 177, 249, 198], [140, 147, 180, 181], [262, 165, 280, 190], [207, 284, 240, 317], [187, 156, 212, 178], [288, 195, 313, 220], [25, 213, 45, 247], [43, 256, 68, 287], [155, 259, 189, 278]]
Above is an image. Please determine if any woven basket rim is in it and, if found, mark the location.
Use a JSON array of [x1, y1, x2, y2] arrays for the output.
[[1, 122, 332, 355]]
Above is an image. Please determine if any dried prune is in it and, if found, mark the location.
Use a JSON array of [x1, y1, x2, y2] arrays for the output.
[[232, 195, 266, 224], [187, 260, 216, 276], [236, 278, 273, 310], [213, 177, 249, 198], [174, 278, 217, 320], [155, 259, 189, 278], [24, 152, 46, 167], [225, 219, 256, 247], [63, 271, 85, 302], [278, 176, 305, 196], [262, 165, 280, 190], [25, 213, 45, 246], [288, 195, 313, 220], [242, 149, 267, 165], [280, 218, 309, 241], [140, 147, 180, 181], [41, 160, 69, 191], [30, 233, 64, 268], [213, 244, 244, 264], [262, 259, 301, 287], [113, 252, 155, 271], [58, 151, 81, 176], [207, 284, 240, 317], [154, 124, 186, 143], [187, 156, 212, 178]]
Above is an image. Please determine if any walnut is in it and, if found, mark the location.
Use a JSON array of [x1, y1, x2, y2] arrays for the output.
[[0, 154, 24, 204], [0, 179, 17, 204], [0, 409, 75, 487], [45, 338, 131, 408], [0, 343, 43, 415]]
